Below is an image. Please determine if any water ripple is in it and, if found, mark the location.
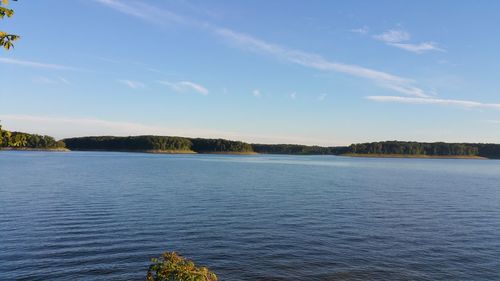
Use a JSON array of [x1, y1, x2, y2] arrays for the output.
[[1, 152, 500, 280]]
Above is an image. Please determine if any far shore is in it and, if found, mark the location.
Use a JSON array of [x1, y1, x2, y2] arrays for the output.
[[65, 149, 197, 154], [1, 149, 492, 159], [0, 147, 70, 152], [53, 149, 256, 155], [199, 151, 257, 155], [341, 153, 487, 159]]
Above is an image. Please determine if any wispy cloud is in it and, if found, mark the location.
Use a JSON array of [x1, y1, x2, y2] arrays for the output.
[[252, 89, 261, 98], [0, 57, 78, 70], [95, 1, 430, 98], [373, 29, 410, 43], [374, 28, 444, 54], [366, 96, 500, 110], [179, 81, 209, 95], [215, 28, 429, 97], [389, 42, 444, 54], [290, 92, 297, 100], [58, 77, 71, 85], [118, 79, 145, 89], [32, 76, 71, 85], [32, 77, 57, 85], [93, 0, 187, 26], [0, 114, 340, 146], [159, 80, 209, 95], [350, 26, 369, 34], [318, 93, 327, 101], [144, 67, 176, 76], [0, 114, 226, 140], [382, 84, 428, 98]]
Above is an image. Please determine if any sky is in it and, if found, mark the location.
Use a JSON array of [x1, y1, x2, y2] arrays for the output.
[[1, 0, 500, 145]]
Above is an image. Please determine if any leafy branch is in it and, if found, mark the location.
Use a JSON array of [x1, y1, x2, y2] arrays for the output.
[[0, 0, 19, 50]]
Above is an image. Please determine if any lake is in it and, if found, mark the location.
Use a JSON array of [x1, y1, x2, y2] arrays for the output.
[[1, 151, 499, 280]]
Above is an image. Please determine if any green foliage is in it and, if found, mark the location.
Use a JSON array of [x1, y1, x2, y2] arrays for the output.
[[252, 141, 500, 158], [0, 0, 19, 50], [348, 141, 480, 156], [7, 127, 500, 159], [0, 125, 10, 147], [252, 143, 349, 155], [146, 252, 217, 281], [63, 136, 255, 153], [63, 136, 193, 152], [0, 32, 19, 49], [191, 138, 253, 153], [476, 144, 500, 159], [0, 124, 64, 149], [59, 136, 500, 159], [0, 7, 14, 19]]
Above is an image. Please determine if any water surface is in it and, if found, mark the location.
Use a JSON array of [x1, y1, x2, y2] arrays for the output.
[[1, 152, 499, 280]]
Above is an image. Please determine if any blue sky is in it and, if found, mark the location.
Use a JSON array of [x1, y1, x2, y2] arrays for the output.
[[1, 0, 500, 145]]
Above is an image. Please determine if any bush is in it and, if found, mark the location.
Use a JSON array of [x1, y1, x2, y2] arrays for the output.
[[146, 252, 217, 281]]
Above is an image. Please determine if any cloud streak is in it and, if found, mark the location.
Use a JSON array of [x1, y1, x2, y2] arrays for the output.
[[94, 0, 187, 26], [95, 0, 430, 98], [214, 27, 429, 97], [0, 58, 78, 70], [374, 28, 444, 54], [32, 76, 71, 85], [389, 42, 444, 54], [0, 114, 224, 140], [350, 26, 369, 34], [366, 96, 500, 110], [118, 79, 145, 89], [374, 29, 410, 43], [159, 80, 209, 95], [0, 114, 339, 145]]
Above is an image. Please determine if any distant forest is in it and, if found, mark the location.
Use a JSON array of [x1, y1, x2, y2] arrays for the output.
[[252, 144, 349, 155], [348, 141, 500, 159], [62, 136, 253, 153], [2, 125, 500, 159], [63, 136, 193, 152], [62, 136, 500, 159]]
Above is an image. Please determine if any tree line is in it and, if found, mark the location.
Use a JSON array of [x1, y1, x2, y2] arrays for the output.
[[63, 136, 192, 152], [62, 136, 253, 153], [3, 125, 500, 158], [62, 137, 500, 158], [349, 141, 479, 156], [191, 138, 253, 153], [0, 125, 65, 149], [62, 136, 347, 154], [347, 141, 500, 159], [252, 144, 349, 155]]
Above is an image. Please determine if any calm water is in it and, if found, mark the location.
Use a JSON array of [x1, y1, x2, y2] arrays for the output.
[[1, 152, 500, 280]]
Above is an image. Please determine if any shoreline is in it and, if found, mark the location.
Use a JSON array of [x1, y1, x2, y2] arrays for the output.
[[1, 149, 491, 159], [341, 153, 487, 159], [67, 149, 197, 154], [197, 151, 257, 155], [60, 149, 256, 155], [0, 147, 70, 152]]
